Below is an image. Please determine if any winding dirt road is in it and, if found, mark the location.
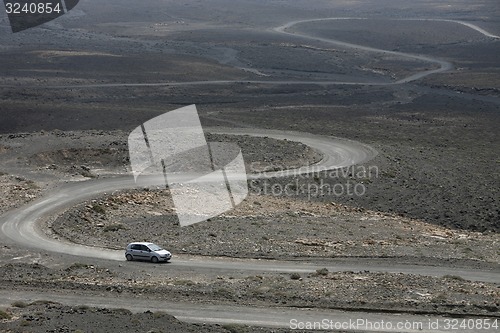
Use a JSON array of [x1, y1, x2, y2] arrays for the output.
[[0, 290, 491, 333], [21, 17, 498, 90], [0, 126, 498, 330], [1, 18, 499, 330], [273, 18, 453, 84], [0, 127, 379, 255]]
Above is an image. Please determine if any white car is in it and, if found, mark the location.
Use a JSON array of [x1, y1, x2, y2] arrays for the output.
[[125, 242, 172, 263]]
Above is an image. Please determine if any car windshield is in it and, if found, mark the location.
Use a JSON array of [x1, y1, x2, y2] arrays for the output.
[[148, 244, 162, 251]]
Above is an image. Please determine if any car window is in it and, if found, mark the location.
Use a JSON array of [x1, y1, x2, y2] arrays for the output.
[[131, 244, 141, 250], [140, 245, 149, 251], [149, 244, 162, 251]]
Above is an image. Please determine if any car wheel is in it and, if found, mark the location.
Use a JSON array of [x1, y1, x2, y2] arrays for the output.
[[151, 256, 159, 263], [126, 254, 133, 261]]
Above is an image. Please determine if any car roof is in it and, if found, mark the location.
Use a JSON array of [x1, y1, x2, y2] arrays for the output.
[[128, 242, 154, 246]]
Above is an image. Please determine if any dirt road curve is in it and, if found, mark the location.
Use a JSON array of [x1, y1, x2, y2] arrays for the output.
[[273, 18, 453, 84], [0, 129, 497, 273], [0, 290, 489, 333], [0, 127, 379, 254], [12, 18, 495, 90]]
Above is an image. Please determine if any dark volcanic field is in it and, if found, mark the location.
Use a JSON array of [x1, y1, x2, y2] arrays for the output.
[[1, 84, 498, 232], [0, 0, 499, 330], [0, 0, 499, 234]]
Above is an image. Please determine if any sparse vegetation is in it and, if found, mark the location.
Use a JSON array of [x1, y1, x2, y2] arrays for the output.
[[67, 263, 89, 270], [153, 311, 169, 319], [246, 275, 263, 282], [172, 279, 195, 286], [222, 323, 247, 333], [0, 309, 11, 320], [19, 320, 31, 326], [215, 287, 232, 297], [382, 170, 397, 178], [30, 300, 59, 306], [79, 165, 96, 178], [103, 223, 126, 232], [112, 308, 132, 315], [11, 301, 28, 308], [76, 305, 90, 310], [25, 180, 39, 189], [443, 274, 466, 281], [431, 292, 448, 303], [92, 204, 106, 215]]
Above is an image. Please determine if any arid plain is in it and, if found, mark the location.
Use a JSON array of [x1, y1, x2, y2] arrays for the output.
[[0, 0, 499, 332]]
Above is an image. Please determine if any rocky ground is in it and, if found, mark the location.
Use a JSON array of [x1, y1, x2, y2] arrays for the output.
[[0, 173, 42, 215], [0, 300, 297, 333], [0, 263, 498, 319], [0, 130, 321, 178], [0, 301, 219, 333], [51, 190, 499, 263]]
